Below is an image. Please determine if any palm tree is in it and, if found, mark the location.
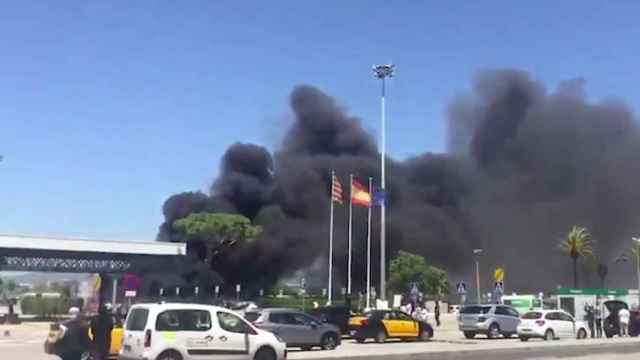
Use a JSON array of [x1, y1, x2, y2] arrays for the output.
[[559, 226, 594, 288], [616, 242, 640, 279]]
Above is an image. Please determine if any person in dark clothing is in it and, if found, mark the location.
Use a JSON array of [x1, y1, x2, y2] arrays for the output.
[[584, 303, 595, 338], [90, 306, 114, 360], [56, 309, 92, 360], [434, 301, 441, 327]]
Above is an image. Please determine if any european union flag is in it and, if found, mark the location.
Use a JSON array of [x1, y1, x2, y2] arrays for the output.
[[372, 188, 386, 207]]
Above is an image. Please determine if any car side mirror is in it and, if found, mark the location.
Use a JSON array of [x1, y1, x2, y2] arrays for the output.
[[310, 321, 319, 328]]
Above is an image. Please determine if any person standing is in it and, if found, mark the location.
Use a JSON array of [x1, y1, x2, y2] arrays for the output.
[[434, 300, 441, 327], [594, 301, 603, 338], [619, 307, 631, 337], [584, 303, 595, 338], [90, 306, 114, 360]]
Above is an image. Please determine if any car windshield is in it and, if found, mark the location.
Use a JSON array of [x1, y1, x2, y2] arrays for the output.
[[461, 306, 492, 314], [522, 312, 543, 319]]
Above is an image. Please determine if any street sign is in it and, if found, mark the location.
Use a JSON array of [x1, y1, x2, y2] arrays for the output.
[[456, 281, 467, 295], [124, 290, 137, 298], [494, 267, 505, 282], [494, 281, 504, 293]]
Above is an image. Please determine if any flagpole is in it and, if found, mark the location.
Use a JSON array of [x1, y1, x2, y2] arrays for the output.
[[366, 177, 372, 309], [328, 171, 335, 305], [348, 174, 353, 296]]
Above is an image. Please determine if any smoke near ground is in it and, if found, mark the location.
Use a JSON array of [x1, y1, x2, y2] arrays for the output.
[[158, 69, 640, 294]]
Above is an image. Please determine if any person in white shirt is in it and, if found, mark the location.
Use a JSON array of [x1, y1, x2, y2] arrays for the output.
[[618, 307, 631, 336]]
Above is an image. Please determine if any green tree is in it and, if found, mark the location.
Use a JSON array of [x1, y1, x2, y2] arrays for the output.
[[558, 226, 594, 288], [173, 212, 262, 263], [388, 251, 450, 297]]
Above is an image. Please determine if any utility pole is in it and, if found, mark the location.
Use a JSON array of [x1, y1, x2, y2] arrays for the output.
[[373, 64, 394, 301], [474, 249, 483, 304]]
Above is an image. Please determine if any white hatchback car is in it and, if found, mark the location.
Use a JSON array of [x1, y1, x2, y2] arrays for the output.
[[118, 303, 287, 360], [517, 310, 588, 341]]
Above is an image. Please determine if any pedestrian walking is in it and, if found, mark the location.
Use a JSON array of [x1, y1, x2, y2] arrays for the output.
[[594, 301, 603, 338], [434, 300, 441, 327], [90, 305, 114, 360], [584, 303, 595, 338], [619, 307, 630, 337]]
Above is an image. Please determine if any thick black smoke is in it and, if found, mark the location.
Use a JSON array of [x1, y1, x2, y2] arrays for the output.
[[158, 70, 640, 295]]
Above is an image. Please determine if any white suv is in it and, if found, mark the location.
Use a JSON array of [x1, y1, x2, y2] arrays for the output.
[[118, 303, 287, 360]]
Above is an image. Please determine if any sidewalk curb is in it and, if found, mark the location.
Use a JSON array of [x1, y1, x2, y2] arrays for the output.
[[301, 341, 640, 360]]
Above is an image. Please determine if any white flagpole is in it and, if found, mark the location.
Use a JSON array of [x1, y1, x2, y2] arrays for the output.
[[366, 177, 372, 309], [328, 171, 335, 305], [348, 174, 353, 295]]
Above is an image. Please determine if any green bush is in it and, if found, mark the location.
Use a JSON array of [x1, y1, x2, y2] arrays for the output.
[[20, 296, 74, 316]]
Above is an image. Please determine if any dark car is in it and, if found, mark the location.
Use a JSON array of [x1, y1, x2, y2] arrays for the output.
[[353, 309, 433, 343], [603, 300, 640, 337], [245, 308, 341, 350], [603, 300, 627, 338], [309, 305, 351, 334]]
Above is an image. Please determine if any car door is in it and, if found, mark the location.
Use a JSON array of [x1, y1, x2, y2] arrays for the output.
[[380, 312, 399, 337], [558, 312, 576, 338], [544, 312, 562, 338], [155, 309, 220, 360], [396, 311, 419, 337], [214, 310, 252, 360], [504, 307, 521, 333]]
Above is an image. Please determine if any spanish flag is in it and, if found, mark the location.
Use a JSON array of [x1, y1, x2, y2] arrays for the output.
[[351, 178, 372, 207]]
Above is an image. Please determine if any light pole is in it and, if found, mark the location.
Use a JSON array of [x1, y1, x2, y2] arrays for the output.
[[473, 249, 483, 304], [633, 237, 640, 306], [373, 64, 394, 301]]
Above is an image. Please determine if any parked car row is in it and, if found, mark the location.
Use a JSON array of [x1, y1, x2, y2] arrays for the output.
[[457, 304, 593, 342], [45, 302, 437, 360]]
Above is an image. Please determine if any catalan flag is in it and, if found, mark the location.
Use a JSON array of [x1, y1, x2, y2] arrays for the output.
[[331, 174, 343, 204], [351, 178, 372, 207]]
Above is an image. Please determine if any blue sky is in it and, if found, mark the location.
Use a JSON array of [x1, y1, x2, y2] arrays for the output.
[[1, 1, 639, 241]]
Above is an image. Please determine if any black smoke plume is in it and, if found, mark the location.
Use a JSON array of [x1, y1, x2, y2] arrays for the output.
[[158, 70, 640, 295]]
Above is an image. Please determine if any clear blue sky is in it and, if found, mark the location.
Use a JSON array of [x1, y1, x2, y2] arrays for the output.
[[1, 1, 639, 241]]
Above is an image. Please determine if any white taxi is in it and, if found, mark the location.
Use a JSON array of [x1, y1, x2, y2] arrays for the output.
[[118, 303, 286, 360]]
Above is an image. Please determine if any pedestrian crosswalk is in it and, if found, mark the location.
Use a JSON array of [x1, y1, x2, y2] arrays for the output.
[[0, 337, 44, 347]]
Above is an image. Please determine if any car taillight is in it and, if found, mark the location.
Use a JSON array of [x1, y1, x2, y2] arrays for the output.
[[361, 319, 369, 326], [144, 329, 152, 348], [535, 320, 545, 327], [477, 317, 486, 323]]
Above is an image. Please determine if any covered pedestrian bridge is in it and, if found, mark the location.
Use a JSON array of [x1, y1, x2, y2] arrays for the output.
[[0, 234, 186, 274], [0, 234, 187, 311]]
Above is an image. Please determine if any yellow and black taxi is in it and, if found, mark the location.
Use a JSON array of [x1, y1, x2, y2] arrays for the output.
[[352, 310, 433, 343]]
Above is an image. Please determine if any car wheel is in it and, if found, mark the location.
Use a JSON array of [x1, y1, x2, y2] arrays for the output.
[[577, 328, 587, 339], [253, 347, 276, 360], [544, 329, 554, 341], [375, 329, 387, 343], [80, 351, 100, 360], [487, 323, 500, 339], [321, 333, 338, 350], [519, 337, 529, 342], [355, 336, 366, 344], [156, 350, 183, 360], [503, 332, 515, 338], [420, 328, 433, 341], [463, 331, 476, 339]]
